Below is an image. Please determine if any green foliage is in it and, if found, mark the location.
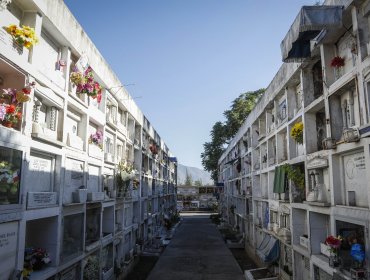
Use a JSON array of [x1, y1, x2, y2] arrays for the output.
[[201, 89, 264, 183], [185, 169, 193, 186], [282, 164, 305, 189], [194, 179, 203, 187], [201, 121, 227, 182], [223, 89, 264, 140]]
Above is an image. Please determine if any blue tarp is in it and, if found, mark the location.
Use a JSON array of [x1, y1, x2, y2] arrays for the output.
[[256, 235, 280, 263]]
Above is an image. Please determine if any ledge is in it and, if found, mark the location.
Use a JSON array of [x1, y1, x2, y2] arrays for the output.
[[31, 133, 65, 147], [303, 201, 330, 207]]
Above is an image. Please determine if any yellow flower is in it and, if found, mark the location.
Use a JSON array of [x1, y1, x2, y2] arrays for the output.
[[5, 24, 38, 48], [290, 122, 304, 144], [23, 41, 32, 49], [6, 24, 18, 36]]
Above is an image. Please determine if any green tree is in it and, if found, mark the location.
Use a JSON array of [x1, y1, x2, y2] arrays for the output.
[[201, 89, 264, 183], [201, 121, 227, 183], [223, 89, 264, 141], [185, 169, 193, 186], [194, 179, 203, 187]]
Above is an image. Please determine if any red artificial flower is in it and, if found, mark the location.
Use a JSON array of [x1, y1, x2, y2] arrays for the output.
[[6, 104, 16, 114], [16, 112, 22, 119], [325, 235, 341, 249], [22, 87, 32, 94], [330, 56, 345, 68]]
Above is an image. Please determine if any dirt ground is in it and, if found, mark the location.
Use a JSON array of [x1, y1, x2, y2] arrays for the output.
[[230, 248, 258, 272]]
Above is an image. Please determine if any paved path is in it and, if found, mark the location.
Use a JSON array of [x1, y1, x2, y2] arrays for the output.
[[147, 213, 245, 280]]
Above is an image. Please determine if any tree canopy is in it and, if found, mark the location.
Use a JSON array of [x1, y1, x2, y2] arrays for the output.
[[201, 89, 264, 183], [185, 169, 193, 186]]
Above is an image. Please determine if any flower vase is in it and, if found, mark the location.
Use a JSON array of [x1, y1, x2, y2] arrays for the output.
[[2, 121, 12, 128], [334, 67, 343, 80], [329, 254, 341, 267]]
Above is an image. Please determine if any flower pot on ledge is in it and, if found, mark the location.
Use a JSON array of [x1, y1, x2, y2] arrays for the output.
[[322, 138, 336, 150], [320, 242, 330, 257], [87, 192, 105, 202], [329, 254, 341, 267], [299, 236, 309, 249], [72, 189, 88, 203], [89, 144, 103, 158], [2, 121, 13, 128]]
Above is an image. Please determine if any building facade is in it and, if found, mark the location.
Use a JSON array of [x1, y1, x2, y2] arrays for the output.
[[219, 1, 370, 279], [176, 185, 219, 211], [0, 0, 177, 279]]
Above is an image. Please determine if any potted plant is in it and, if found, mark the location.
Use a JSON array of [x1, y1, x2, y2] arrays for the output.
[[83, 255, 99, 280], [325, 235, 342, 267], [282, 164, 305, 202]]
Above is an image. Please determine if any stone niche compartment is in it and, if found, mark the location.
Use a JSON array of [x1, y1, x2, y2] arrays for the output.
[[101, 243, 114, 280], [25, 216, 58, 273], [87, 164, 103, 202], [277, 128, 288, 163], [289, 118, 305, 159], [63, 158, 85, 204], [292, 208, 308, 250], [305, 154, 330, 206], [329, 83, 360, 143], [0, 146, 22, 206], [341, 150, 368, 207], [102, 205, 114, 239], [61, 212, 84, 263], [59, 263, 81, 280], [0, 221, 19, 279], [85, 204, 101, 248], [26, 151, 58, 209], [83, 251, 100, 280], [88, 123, 103, 159], [304, 104, 326, 154], [309, 212, 329, 256], [66, 108, 86, 150]]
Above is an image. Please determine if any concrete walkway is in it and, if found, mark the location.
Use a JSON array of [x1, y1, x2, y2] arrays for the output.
[[147, 213, 245, 280]]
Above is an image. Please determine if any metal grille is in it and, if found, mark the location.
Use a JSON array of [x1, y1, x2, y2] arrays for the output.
[[304, 257, 310, 271], [314, 266, 332, 280]]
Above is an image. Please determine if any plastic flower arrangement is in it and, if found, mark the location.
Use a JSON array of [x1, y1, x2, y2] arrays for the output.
[[23, 247, 51, 273], [290, 122, 304, 144], [0, 160, 20, 194], [5, 24, 39, 49], [149, 144, 158, 155], [89, 130, 103, 149], [325, 235, 342, 255], [117, 161, 136, 182], [0, 82, 34, 128], [70, 66, 102, 103], [330, 56, 345, 68]]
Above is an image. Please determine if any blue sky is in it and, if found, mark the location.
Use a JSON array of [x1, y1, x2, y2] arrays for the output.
[[64, 0, 312, 169]]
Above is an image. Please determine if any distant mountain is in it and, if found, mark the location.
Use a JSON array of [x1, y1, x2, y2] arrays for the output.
[[177, 164, 213, 186]]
